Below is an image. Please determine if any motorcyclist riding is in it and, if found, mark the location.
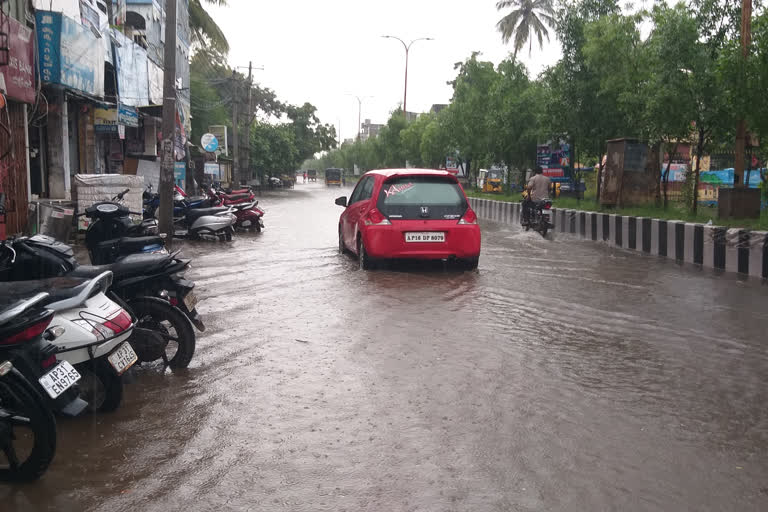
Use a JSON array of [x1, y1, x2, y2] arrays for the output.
[[522, 166, 551, 226]]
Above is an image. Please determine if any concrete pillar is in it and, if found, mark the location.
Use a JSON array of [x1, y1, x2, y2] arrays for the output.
[[46, 92, 70, 199]]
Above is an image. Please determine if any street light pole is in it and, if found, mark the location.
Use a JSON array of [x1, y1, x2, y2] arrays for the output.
[[382, 36, 433, 119]]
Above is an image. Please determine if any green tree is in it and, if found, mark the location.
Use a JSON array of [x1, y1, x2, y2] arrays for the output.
[[548, 0, 621, 200], [486, 58, 542, 188], [400, 113, 434, 167], [190, 0, 230, 54], [495, 0, 557, 58], [446, 53, 499, 186]]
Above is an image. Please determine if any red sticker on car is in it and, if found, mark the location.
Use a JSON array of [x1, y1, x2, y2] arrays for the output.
[[384, 182, 415, 197]]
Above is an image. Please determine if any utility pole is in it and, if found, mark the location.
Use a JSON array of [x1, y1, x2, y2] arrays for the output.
[[242, 61, 252, 184], [232, 70, 239, 185], [158, 0, 177, 247], [733, 0, 752, 188]]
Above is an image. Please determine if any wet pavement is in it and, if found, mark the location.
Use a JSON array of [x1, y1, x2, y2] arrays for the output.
[[3, 182, 768, 511]]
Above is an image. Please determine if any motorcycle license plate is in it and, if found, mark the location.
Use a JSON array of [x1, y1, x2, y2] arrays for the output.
[[241, 220, 252, 227], [108, 343, 138, 375], [541, 210, 551, 216], [183, 291, 199, 310], [405, 232, 445, 243], [38, 361, 81, 399]]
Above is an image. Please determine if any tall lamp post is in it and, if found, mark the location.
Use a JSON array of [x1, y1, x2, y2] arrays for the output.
[[346, 94, 372, 140], [381, 35, 433, 119]]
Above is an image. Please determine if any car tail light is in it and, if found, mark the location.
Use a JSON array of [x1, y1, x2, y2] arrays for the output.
[[364, 208, 391, 226], [544, 201, 552, 210], [0, 316, 54, 345], [458, 208, 477, 225]]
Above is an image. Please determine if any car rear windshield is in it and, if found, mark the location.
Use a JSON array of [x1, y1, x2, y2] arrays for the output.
[[377, 176, 467, 220]]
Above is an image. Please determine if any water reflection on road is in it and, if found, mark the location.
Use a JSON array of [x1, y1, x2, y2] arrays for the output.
[[5, 182, 768, 511]]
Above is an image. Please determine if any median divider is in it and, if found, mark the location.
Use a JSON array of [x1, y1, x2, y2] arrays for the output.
[[468, 197, 768, 280]]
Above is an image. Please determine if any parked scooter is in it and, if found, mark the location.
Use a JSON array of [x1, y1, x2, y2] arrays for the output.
[[0, 236, 200, 367], [4, 272, 137, 413]]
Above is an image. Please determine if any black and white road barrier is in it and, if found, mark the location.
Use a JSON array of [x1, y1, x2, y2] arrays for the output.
[[467, 197, 768, 280]]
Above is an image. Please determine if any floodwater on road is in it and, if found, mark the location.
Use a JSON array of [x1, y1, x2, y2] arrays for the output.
[[4, 182, 768, 511]]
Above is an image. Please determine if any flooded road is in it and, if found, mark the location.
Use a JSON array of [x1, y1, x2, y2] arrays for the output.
[[5, 182, 768, 511]]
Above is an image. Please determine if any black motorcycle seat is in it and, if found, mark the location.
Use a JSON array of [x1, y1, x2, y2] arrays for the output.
[[70, 253, 171, 279], [115, 236, 165, 252], [186, 207, 230, 222], [92, 235, 164, 252], [2, 277, 92, 304]]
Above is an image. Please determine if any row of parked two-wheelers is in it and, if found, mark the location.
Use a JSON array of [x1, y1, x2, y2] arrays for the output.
[[0, 184, 265, 481]]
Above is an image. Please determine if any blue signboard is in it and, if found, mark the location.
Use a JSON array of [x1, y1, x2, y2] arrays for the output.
[[118, 104, 139, 128], [36, 11, 104, 97], [174, 162, 186, 188]]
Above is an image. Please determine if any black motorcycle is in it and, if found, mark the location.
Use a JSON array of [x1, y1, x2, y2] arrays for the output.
[[83, 188, 163, 265], [0, 293, 79, 481], [0, 237, 198, 369], [522, 198, 554, 237]]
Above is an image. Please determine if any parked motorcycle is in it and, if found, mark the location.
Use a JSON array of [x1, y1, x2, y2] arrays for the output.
[[0, 236, 200, 367], [4, 272, 137, 413], [0, 358, 57, 481], [521, 196, 554, 237], [0, 292, 87, 417], [144, 185, 236, 241], [83, 188, 165, 265], [204, 187, 265, 231], [0, 292, 94, 480]]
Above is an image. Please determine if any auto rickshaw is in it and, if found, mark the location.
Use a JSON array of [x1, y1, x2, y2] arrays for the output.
[[481, 168, 503, 193], [307, 169, 317, 182], [325, 168, 343, 187]]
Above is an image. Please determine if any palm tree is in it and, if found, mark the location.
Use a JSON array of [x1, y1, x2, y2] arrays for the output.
[[495, 0, 556, 59], [189, 0, 230, 54]]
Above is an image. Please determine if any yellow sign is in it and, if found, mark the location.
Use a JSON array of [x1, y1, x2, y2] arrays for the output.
[[93, 107, 118, 132]]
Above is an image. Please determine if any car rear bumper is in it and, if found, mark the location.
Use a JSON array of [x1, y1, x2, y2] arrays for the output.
[[362, 222, 481, 260]]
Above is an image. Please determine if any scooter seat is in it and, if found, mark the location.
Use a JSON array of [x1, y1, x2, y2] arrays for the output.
[[71, 253, 171, 280], [186, 207, 230, 222], [2, 277, 92, 303]]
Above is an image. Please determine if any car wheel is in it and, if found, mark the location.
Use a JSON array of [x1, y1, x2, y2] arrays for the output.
[[461, 257, 479, 271], [358, 237, 374, 271], [338, 227, 346, 254]]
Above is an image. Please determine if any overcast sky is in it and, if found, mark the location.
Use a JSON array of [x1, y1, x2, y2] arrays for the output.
[[206, 0, 562, 142]]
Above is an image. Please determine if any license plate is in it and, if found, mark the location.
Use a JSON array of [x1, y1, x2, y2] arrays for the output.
[[405, 232, 445, 243], [183, 291, 199, 310], [241, 220, 252, 227], [541, 210, 551, 216], [108, 342, 138, 375], [38, 361, 81, 399]]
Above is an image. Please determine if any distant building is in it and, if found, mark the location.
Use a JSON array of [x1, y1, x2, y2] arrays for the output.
[[404, 111, 420, 122], [343, 138, 355, 145], [361, 119, 384, 141], [430, 104, 448, 114]]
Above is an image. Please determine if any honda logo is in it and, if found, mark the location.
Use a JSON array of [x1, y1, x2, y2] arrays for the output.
[[420, 206, 429, 217]]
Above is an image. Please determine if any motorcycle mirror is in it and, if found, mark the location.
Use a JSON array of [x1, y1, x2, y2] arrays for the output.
[[335, 196, 347, 207]]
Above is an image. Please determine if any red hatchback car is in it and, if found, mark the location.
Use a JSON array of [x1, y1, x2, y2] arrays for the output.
[[335, 169, 481, 270]]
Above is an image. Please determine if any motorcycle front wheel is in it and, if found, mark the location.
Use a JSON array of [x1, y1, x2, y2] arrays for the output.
[[0, 370, 57, 481], [129, 298, 196, 369]]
